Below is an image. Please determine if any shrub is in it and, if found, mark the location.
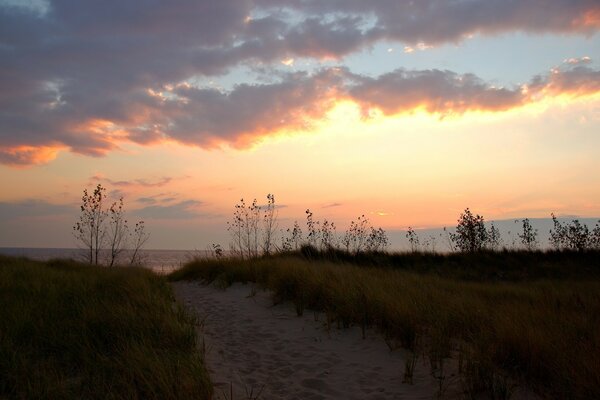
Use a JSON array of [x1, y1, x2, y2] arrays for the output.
[[451, 208, 488, 252]]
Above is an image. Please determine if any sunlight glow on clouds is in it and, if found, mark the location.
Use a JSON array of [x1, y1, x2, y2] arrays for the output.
[[2, 64, 599, 165], [0, 145, 63, 166], [0, 0, 599, 166], [1, 0, 600, 247]]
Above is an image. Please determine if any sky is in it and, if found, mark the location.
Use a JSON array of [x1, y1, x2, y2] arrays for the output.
[[0, 0, 599, 249]]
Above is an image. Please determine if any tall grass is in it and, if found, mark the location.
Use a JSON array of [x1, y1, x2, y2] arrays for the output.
[[287, 247, 600, 281], [0, 255, 211, 399], [170, 251, 600, 399]]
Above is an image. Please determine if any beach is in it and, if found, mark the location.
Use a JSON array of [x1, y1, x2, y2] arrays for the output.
[[173, 281, 444, 400]]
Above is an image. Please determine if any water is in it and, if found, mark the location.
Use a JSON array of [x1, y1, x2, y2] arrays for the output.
[[0, 248, 209, 274]]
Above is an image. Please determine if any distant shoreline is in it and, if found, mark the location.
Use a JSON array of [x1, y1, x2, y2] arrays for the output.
[[0, 247, 205, 273]]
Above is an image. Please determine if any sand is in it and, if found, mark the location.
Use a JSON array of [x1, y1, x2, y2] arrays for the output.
[[172, 281, 447, 400]]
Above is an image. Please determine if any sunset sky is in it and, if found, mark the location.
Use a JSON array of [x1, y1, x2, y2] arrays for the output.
[[1, 0, 599, 249]]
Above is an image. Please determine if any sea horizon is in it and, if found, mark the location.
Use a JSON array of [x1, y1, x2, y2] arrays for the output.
[[0, 247, 209, 273]]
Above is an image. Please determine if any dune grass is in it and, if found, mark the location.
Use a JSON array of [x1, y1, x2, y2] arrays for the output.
[[0, 255, 211, 400], [170, 250, 600, 399]]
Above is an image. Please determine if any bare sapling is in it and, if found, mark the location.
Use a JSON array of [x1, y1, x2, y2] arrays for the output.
[[73, 184, 108, 265]]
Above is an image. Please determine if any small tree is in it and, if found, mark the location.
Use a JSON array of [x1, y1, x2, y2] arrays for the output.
[[73, 184, 107, 265], [305, 209, 320, 248], [566, 219, 591, 252], [517, 218, 538, 251], [486, 222, 502, 251], [366, 227, 389, 252], [228, 195, 279, 258], [107, 197, 128, 267], [282, 221, 303, 252], [592, 221, 600, 249], [247, 199, 260, 258], [228, 199, 245, 258], [262, 194, 278, 255], [74, 184, 149, 266], [342, 215, 369, 253], [549, 213, 566, 250], [227, 198, 261, 259], [320, 219, 337, 250], [406, 227, 420, 252], [451, 208, 488, 253], [549, 214, 593, 251], [129, 220, 149, 265]]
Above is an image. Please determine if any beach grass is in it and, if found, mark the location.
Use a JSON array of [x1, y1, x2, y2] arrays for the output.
[[170, 249, 600, 399], [0, 255, 211, 399]]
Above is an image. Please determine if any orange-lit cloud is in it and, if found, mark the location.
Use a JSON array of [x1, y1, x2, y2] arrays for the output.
[[0, 146, 63, 166], [348, 69, 523, 115], [2, 65, 600, 166], [348, 66, 600, 117], [528, 65, 600, 98], [159, 69, 346, 148], [126, 66, 600, 149], [2, 0, 599, 166], [573, 8, 600, 28]]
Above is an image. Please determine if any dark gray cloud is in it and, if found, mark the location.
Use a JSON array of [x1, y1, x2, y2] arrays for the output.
[[0, 0, 599, 165], [258, 0, 600, 44]]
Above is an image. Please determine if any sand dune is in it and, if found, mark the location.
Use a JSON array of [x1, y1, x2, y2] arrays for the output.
[[173, 282, 445, 400]]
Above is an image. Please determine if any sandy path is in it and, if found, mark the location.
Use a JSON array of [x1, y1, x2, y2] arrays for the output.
[[172, 282, 441, 400]]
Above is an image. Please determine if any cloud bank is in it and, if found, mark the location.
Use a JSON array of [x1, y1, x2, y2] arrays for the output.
[[1, 0, 599, 165]]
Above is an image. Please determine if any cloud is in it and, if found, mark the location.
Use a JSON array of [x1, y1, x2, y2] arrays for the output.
[[90, 175, 174, 188], [0, 199, 72, 219], [348, 65, 600, 117], [163, 69, 344, 147], [564, 56, 592, 65], [2, 64, 600, 166], [135, 192, 181, 206], [137, 197, 157, 205], [261, 0, 600, 44], [527, 66, 600, 98], [1, 1, 599, 165], [0, 146, 63, 167], [135, 200, 203, 220], [322, 202, 342, 208], [347, 69, 524, 115]]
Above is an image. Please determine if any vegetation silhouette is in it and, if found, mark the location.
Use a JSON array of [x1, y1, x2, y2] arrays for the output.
[[222, 198, 600, 258], [73, 184, 149, 266], [550, 213, 600, 251]]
